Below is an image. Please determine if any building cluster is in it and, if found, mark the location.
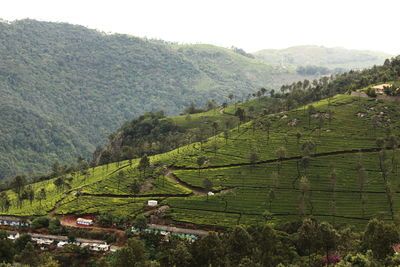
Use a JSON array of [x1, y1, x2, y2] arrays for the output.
[[0, 216, 30, 227], [7, 231, 114, 251]]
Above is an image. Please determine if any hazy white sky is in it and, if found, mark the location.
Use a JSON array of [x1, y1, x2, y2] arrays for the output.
[[1, 0, 399, 54]]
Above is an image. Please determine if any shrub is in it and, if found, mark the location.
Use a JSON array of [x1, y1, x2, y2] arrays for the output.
[[31, 216, 50, 229]]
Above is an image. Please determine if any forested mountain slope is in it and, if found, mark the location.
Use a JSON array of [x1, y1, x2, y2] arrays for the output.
[[254, 45, 392, 72], [0, 19, 314, 180]]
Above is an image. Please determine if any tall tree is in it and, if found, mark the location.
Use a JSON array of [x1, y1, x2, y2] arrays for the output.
[[113, 238, 147, 267], [356, 153, 367, 218], [297, 218, 321, 266], [275, 146, 287, 173], [196, 156, 206, 177], [138, 154, 150, 178], [11, 175, 27, 199], [37, 188, 46, 206], [298, 176, 311, 216], [0, 192, 11, 212], [330, 166, 337, 224], [307, 104, 316, 129], [363, 219, 399, 260]]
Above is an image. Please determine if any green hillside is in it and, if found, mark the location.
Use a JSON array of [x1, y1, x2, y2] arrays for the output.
[[2, 56, 400, 229], [2, 93, 400, 231], [0, 19, 319, 180], [95, 94, 274, 165], [253, 45, 392, 72]]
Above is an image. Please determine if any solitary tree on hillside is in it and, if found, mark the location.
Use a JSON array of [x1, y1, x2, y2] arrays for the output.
[[295, 132, 302, 148], [330, 166, 337, 224], [299, 176, 311, 216], [117, 171, 125, 191], [302, 140, 316, 156], [138, 154, 150, 178], [53, 177, 64, 192], [320, 222, 339, 264], [0, 192, 11, 212], [223, 130, 229, 144], [356, 153, 367, 218], [217, 194, 228, 212], [263, 119, 272, 143], [364, 218, 399, 260], [387, 135, 398, 173], [307, 105, 316, 129], [297, 218, 321, 266], [267, 189, 275, 211], [271, 171, 279, 190], [11, 175, 27, 199], [26, 186, 35, 205], [275, 146, 287, 173], [378, 149, 395, 219], [376, 138, 385, 149], [249, 148, 259, 165], [37, 188, 46, 206], [131, 179, 141, 202], [228, 93, 234, 104], [203, 178, 213, 201], [197, 156, 207, 177], [234, 108, 246, 131]]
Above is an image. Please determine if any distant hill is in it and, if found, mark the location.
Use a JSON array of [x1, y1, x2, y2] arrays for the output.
[[0, 19, 318, 180], [253, 45, 392, 72]]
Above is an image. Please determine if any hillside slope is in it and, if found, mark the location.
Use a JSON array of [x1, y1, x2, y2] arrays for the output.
[[0, 19, 317, 179], [254, 45, 392, 71], [3, 93, 400, 230]]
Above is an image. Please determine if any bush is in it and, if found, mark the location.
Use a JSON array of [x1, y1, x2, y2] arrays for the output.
[[31, 216, 50, 229], [48, 219, 61, 235], [366, 87, 377, 97]]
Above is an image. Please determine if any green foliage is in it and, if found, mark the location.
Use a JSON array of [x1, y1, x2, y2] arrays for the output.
[[113, 238, 147, 267], [0, 19, 308, 180], [366, 87, 377, 97], [0, 230, 15, 264], [363, 219, 399, 259], [133, 215, 148, 230], [31, 216, 50, 229]]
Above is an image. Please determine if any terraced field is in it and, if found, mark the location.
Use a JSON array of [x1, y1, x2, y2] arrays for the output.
[[2, 94, 400, 229], [159, 94, 400, 227]]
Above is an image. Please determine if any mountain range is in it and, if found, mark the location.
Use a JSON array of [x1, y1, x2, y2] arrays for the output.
[[0, 18, 393, 180]]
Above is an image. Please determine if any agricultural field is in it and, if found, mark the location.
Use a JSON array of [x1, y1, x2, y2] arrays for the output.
[[2, 94, 400, 230], [159, 94, 400, 228]]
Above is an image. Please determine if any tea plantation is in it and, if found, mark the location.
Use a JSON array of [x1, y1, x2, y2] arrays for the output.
[[2, 94, 400, 229]]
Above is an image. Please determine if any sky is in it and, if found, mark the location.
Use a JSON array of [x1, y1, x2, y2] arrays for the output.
[[1, 0, 399, 54]]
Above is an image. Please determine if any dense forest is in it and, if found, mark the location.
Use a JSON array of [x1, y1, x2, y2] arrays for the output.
[[0, 19, 324, 181]]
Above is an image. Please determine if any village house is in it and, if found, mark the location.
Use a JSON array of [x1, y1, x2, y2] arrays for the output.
[[0, 216, 30, 227], [372, 83, 392, 95]]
